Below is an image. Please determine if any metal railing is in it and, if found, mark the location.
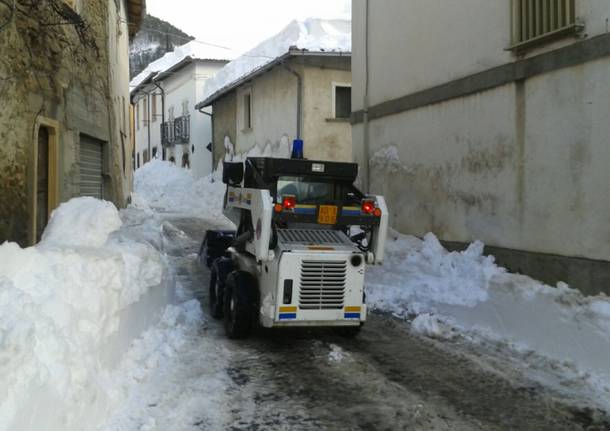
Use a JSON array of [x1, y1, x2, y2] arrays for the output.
[[511, 0, 577, 48], [174, 115, 190, 144], [161, 116, 190, 147]]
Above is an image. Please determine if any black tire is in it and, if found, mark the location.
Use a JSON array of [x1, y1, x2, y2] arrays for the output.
[[209, 262, 223, 319], [223, 271, 257, 339]]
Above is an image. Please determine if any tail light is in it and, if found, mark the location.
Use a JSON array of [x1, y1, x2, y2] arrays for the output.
[[361, 199, 375, 215], [282, 195, 296, 210]]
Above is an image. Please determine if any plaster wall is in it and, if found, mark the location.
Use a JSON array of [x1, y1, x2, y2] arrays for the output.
[[302, 66, 352, 162], [352, 0, 610, 111], [234, 64, 299, 156], [211, 92, 237, 166], [354, 59, 610, 261]]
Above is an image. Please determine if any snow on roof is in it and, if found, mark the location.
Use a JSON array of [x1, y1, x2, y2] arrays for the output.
[[130, 40, 237, 93], [199, 18, 351, 106]]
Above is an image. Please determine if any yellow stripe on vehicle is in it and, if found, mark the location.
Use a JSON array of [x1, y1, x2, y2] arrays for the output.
[[295, 204, 317, 209], [279, 306, 297, 313], [344, 306, 361, 312]]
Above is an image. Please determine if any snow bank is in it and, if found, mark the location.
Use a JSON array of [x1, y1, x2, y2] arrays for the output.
[[367, 233, 503, 315], [134, 160, 229, 226], [201, 18, 351, 103], [367, 232, 610, 406], [0, 198, 171, 431], [41, 197, 122, 248]]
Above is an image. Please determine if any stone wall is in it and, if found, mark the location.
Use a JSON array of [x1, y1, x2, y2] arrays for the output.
[[0, 0, 130, 246]]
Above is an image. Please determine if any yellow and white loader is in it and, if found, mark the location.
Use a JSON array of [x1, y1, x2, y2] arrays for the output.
[[201, 156, 388, 339]]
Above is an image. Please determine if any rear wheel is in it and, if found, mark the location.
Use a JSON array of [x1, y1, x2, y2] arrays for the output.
[[209, 262, 223, 319], [223, 271, 257, 339]]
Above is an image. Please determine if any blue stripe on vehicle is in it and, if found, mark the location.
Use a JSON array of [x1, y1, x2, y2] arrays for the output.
[[294, 208, 316, 215], [342, 210, 361, 216], [279, 313, 297, 320], [344, 313, 361, 319]]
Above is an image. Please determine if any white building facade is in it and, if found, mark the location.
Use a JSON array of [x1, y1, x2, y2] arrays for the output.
[[131, 42, 231, 178], [351, 0, 610, 295]]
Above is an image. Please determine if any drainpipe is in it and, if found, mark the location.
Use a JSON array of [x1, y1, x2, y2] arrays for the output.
[[197, 106, 214, 171], [146, 91, 151, 161], [283, 61, 303, 140], [153, 81, 165, 159], [362, 0, 371, 192]]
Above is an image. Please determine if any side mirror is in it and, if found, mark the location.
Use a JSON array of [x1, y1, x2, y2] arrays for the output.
[[223, 162, 244, 186]]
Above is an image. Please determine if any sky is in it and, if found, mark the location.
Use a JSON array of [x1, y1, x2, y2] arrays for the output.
[[145, 0, 351, 54]]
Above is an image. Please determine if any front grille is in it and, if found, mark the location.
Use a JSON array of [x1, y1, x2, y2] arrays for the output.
[[278, 229, 351, 245], [299, 260, 346, 310]]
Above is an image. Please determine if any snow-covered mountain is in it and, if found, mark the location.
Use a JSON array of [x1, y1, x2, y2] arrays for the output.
[[129, 15, 194, 78]]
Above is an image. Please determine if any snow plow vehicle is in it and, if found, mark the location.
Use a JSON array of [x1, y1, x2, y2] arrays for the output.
[[201, 157, 388, 339]]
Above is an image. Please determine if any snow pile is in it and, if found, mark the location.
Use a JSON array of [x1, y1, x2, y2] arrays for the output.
[[201, 18, 351, 103], [134, 160, 229, 224], [41, 197, 122, 248], [411, 313, 455, 339], [367, 233, 503, 316], [130, 40, 236, 90], [368, 231, 610, 404], [0, 198, 170, 431], [222, 135, 292, 164]]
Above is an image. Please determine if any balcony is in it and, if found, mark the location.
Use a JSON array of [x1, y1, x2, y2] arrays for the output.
[[174, 115, 190, 145], [160, 116, 190, 147]]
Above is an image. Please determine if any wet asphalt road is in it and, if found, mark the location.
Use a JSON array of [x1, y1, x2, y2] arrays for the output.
[[162, 215, 610, 431]]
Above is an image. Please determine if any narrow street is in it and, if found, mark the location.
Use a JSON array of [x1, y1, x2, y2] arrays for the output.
[[107, 214, 610, 431]]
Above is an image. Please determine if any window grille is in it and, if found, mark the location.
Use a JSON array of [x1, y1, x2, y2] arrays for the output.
[[511, 0, 578, 48], [174, 115, 190, 144]]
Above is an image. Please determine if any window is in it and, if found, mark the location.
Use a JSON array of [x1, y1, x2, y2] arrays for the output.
[[136, 103, 140, 130], [152, 94, 157, 123], [243, 92, 252, 130], [511, 0, 579, 49], [334, 84, 351, 119]]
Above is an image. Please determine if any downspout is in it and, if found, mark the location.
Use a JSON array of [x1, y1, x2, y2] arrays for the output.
[[153, 81, 165, 159], [283, 60, 302, 140], [146, 91, 151, 161], [362, 0, 371, 192], [197, 106, 214, 171]]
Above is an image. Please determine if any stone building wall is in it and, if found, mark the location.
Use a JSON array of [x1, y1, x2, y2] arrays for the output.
[[0, 0, 131, 246]]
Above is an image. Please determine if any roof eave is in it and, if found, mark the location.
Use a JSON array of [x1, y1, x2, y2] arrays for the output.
[[126, 0, 146, 38], [194, 49, 351, 110]]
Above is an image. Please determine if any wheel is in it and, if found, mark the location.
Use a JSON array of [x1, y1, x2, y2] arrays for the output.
[[223, 271, 257, 339], [209, 261, 223, 319]]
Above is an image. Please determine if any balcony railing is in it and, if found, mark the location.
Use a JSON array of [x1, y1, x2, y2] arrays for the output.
[[174, 115, 190, 145], [161, 116, 190, 147]]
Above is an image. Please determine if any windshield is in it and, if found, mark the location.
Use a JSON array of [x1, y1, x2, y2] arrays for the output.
[[277, 176, 335, 204]]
